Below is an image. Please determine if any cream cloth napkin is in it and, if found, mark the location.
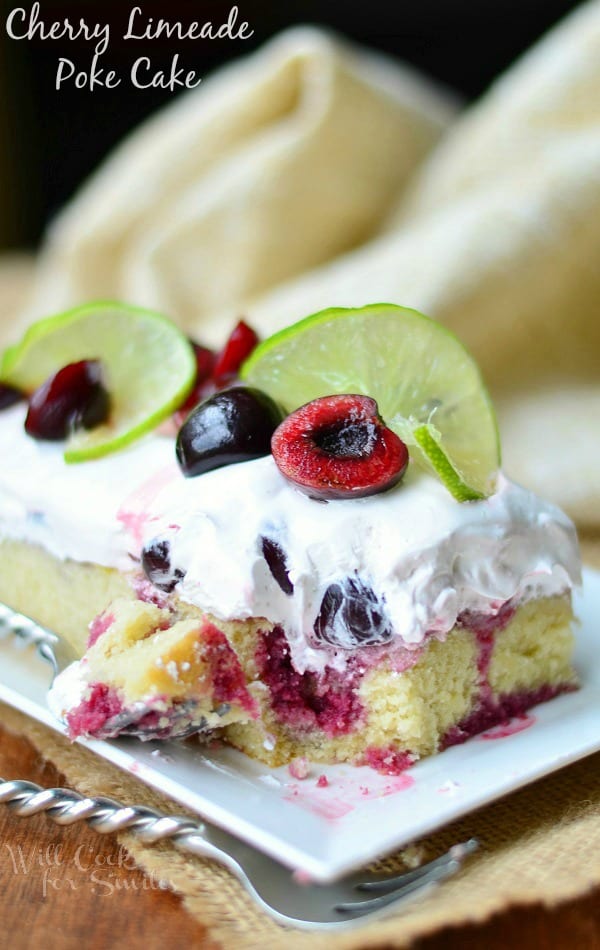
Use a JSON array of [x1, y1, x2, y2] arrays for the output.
[[16, 3, 600, 525], [21, 27, 455, 329]]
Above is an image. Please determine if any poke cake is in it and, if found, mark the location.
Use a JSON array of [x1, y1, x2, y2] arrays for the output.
[[0, 302, 580, 772]]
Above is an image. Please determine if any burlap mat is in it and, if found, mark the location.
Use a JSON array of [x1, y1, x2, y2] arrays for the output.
[[1, 538, 598, 949]]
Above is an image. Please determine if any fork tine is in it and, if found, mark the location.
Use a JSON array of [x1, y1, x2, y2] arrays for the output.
[[355, 838, 479, 893], [335, 840, 478, 913]]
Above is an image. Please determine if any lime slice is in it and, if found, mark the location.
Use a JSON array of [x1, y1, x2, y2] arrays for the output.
[[0, 302, 196, 462], [242, 304, 500, 500]]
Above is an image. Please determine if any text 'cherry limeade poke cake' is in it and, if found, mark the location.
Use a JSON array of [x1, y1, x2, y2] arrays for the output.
[[0, 303, 580, 772]]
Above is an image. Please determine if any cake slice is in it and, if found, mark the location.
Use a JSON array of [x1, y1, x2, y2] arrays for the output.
[[0, 303, 581, 772], [49, 598, 258, 740], [0, 425, 579, 767]]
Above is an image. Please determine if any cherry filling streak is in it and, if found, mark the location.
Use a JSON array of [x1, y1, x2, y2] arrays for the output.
[[441, 603, 575, 749], [202, 623, 257, 716], [86, 609, 115, 648], [359, 747, 415, 775], [440, 683, 575, 749], [256, 627, 364, 737], [65, 683, 122, 737], [461, 600, 516, 701], [259, 604, 575, 770]]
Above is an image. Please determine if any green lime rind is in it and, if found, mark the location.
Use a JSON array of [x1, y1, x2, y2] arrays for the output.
[[412, 424, 485, 502], [0, 301, 196, 463], [242, 303, 500, 500]]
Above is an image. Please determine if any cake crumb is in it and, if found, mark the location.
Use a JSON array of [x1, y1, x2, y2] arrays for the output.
[[292, 869, 313, 885], [259, 774, 281, 788], [165, 660, 179, 680], [438, 780, 461, 795], [288, 757, 310, 780], [401, 844, 426, 869]]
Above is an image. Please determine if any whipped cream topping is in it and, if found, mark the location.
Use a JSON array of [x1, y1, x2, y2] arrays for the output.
[[0, 404, 580, 673]]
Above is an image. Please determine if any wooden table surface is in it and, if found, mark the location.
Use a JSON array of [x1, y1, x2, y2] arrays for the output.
[[1, 725, 599, 949]]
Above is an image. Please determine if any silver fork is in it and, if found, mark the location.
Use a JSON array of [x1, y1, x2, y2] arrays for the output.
[[0, 779, 478, 930], [0, 601, 80, 675], [0, 602, 479, 929]]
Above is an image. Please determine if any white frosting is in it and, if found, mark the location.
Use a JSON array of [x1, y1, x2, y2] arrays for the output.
[[47, 658, 88, 720], [0, 404, 580, 673]]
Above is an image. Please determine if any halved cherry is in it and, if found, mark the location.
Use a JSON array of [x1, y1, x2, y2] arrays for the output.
[[271, 394, 408, 500]]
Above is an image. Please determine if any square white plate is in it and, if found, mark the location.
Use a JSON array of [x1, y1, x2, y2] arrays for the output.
[[1, 568, 599, 882]]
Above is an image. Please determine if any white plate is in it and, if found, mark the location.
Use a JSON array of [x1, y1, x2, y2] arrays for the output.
[[1, 568, 599, 883]]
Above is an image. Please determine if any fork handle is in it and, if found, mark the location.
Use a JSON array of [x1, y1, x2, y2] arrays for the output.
[[0, 777, 227, 861]]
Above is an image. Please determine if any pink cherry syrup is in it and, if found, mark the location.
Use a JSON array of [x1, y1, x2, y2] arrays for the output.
[[480, 713, 536, 739], [255, 627, 364, 737], [65, 683, 122, 738], [87, 609, 115, 648]]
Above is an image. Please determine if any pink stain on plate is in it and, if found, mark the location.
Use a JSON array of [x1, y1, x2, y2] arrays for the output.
[[380, 774, 415, 795], [283, 786, 355, 820], [292, 869, 314, 885], [283, 766, 415, 820], [480, 714, 536, 740], [288, 757, 310, 780]]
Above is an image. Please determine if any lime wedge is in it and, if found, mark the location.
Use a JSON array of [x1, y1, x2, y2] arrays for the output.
[[0, 302, 196, 462], [242, 304, 500, 500]]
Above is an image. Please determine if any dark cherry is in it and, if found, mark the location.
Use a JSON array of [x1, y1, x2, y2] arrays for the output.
[[176, 386, 284, 478], [188, 371, 238, 406], [314, 577, 394, 648], [271, 394, 409, 501], [141, 539, 185, 592], [212, 319, 259, 378], [25, 360, 110, 441], [260, 536, 294, 595], [175, 342, 218, 422], [0, 383, 24, 410], [192, 341, 218, 382], [174, 321, 259, 424]]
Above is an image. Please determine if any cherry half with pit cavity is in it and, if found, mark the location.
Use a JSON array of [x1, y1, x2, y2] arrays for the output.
[[271, 394, 409, 500], [25, 359, 110, 441]]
